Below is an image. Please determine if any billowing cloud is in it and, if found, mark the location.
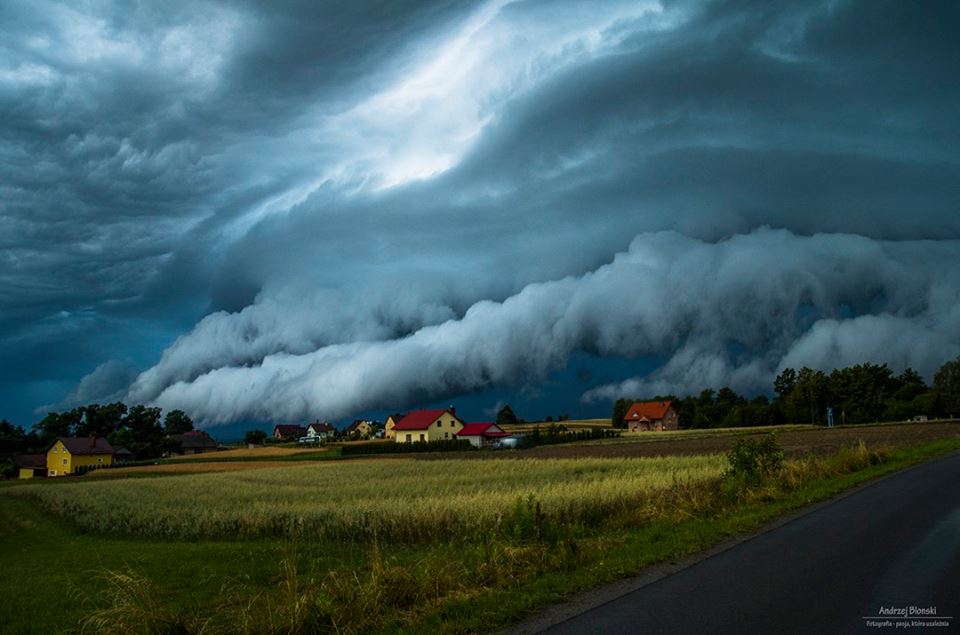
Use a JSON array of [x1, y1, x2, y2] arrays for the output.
[[142, 230, 960, 423], [3, 0, 959, 425]]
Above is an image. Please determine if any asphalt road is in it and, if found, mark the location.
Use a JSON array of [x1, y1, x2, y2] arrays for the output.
[[538, 453, 960, 634]]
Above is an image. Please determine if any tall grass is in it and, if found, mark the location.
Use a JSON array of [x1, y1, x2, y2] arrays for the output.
[[17, 456, 726, 542], [72, 439, 919, 635]]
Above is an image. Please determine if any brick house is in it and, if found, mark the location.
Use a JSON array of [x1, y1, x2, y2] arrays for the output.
[[623, 400, 679, 431]]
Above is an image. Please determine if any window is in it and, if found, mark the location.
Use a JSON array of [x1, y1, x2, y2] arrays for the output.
[[419, 434, 425, 442], [444, 432, 449, 439], [53, 447, 58, 453], [405, 434, 412, 442], [62, 458, 67, 466], [97, 457, 103, 463], [50, 470, 56, 476]]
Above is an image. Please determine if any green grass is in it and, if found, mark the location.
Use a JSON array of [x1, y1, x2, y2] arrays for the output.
[[1, 438, 957, 634], [0, 495, 352, 634]]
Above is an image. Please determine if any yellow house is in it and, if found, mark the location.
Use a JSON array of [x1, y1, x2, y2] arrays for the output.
[[47, 437, 114, 477], [393, 408, 464, 443], [384, 413, 406, 440], [345, 420, 374, 438]]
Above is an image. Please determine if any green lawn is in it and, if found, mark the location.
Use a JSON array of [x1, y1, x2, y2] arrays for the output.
[[0, 495, 318, 633]]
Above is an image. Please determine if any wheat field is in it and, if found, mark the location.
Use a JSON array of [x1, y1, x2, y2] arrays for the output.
[[17, 455, 726, 542]]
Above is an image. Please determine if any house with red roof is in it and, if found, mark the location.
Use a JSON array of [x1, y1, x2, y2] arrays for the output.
[[457, 422, 509, 448], [623, 400, 679, 431], [393, 407, 464, 443]]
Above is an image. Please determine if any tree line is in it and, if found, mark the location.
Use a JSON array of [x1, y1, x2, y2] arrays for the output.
[[612, 357, 960, 428], [0, 403, 195, 460]]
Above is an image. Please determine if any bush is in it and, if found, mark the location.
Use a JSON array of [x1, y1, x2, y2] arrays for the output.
[[525, 426, 619, 448], [243, 430, 267, 446], [725, 432, 784, 483]]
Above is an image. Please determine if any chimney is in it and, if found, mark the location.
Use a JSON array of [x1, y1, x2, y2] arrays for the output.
[[449, 405, 456, 415], [89, 434, 96, 448]]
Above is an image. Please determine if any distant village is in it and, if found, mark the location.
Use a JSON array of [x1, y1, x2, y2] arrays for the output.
[[7, 357, 957, 481], [3, 400, 678, 480]]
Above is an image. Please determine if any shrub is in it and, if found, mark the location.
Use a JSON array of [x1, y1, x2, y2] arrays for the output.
[[725, 432, 784, 483]]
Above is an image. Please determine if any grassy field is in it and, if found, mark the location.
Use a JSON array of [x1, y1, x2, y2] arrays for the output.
[[2, 423, 959, 634], [13, 455, 726, 541]]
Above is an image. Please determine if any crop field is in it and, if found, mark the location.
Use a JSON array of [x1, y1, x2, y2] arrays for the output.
[[86, 459, 328, 476], [14, 455, 726, 542], [172, 445, 323, 460], [4, 431, 960, 634]]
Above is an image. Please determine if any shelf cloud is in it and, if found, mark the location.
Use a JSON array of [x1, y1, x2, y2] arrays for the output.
[[3, 0, 958, 425]]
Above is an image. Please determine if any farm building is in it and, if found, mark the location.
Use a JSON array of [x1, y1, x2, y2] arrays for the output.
[[46, 437, 113, 476], [384, 413, 406, 439], [457, 422, 509, 448], [112, 446, 135, 463], [393, 408, 464, 443], [170, 430, 218, 455], [15, 454, 47, 479], [623, 400, 679, 431], [273, 424, 307, 440]]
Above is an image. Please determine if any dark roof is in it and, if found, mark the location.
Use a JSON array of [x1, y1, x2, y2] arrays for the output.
[[307, 422, 335, 432], [345, 420, 370, 432], [172, 430, 217, 449], [274, 424, 306, 436], [394, 408, 461, 431], [56, 437, 114, 456], [15, 454, 46, 469], [112, 446, 135, 457]]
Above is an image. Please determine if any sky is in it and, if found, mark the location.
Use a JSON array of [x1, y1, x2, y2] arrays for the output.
[[2, 0, 959, 433]]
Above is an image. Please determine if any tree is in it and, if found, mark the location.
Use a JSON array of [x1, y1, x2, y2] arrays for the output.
[[892, 368, 928, 402], [774, 368, 797, 401], [164, 410, 194, 435], [496, 404, 518, 425], [611, 398, 631, 428], [0, 420, 25, 453], [783, 367, 828, 424], [33, 409, 82, 447], [123, 405, 164, 459], [244, 429, 267, 446], [934, 356, 960, 416], [107, 427, 135, 450], [76, 402, 127, 438]]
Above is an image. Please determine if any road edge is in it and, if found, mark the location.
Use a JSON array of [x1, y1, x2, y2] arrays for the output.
[[504, 449, 960, 634]]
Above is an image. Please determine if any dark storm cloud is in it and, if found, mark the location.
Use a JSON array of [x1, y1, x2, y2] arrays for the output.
[[2, 0, 958, 424]]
